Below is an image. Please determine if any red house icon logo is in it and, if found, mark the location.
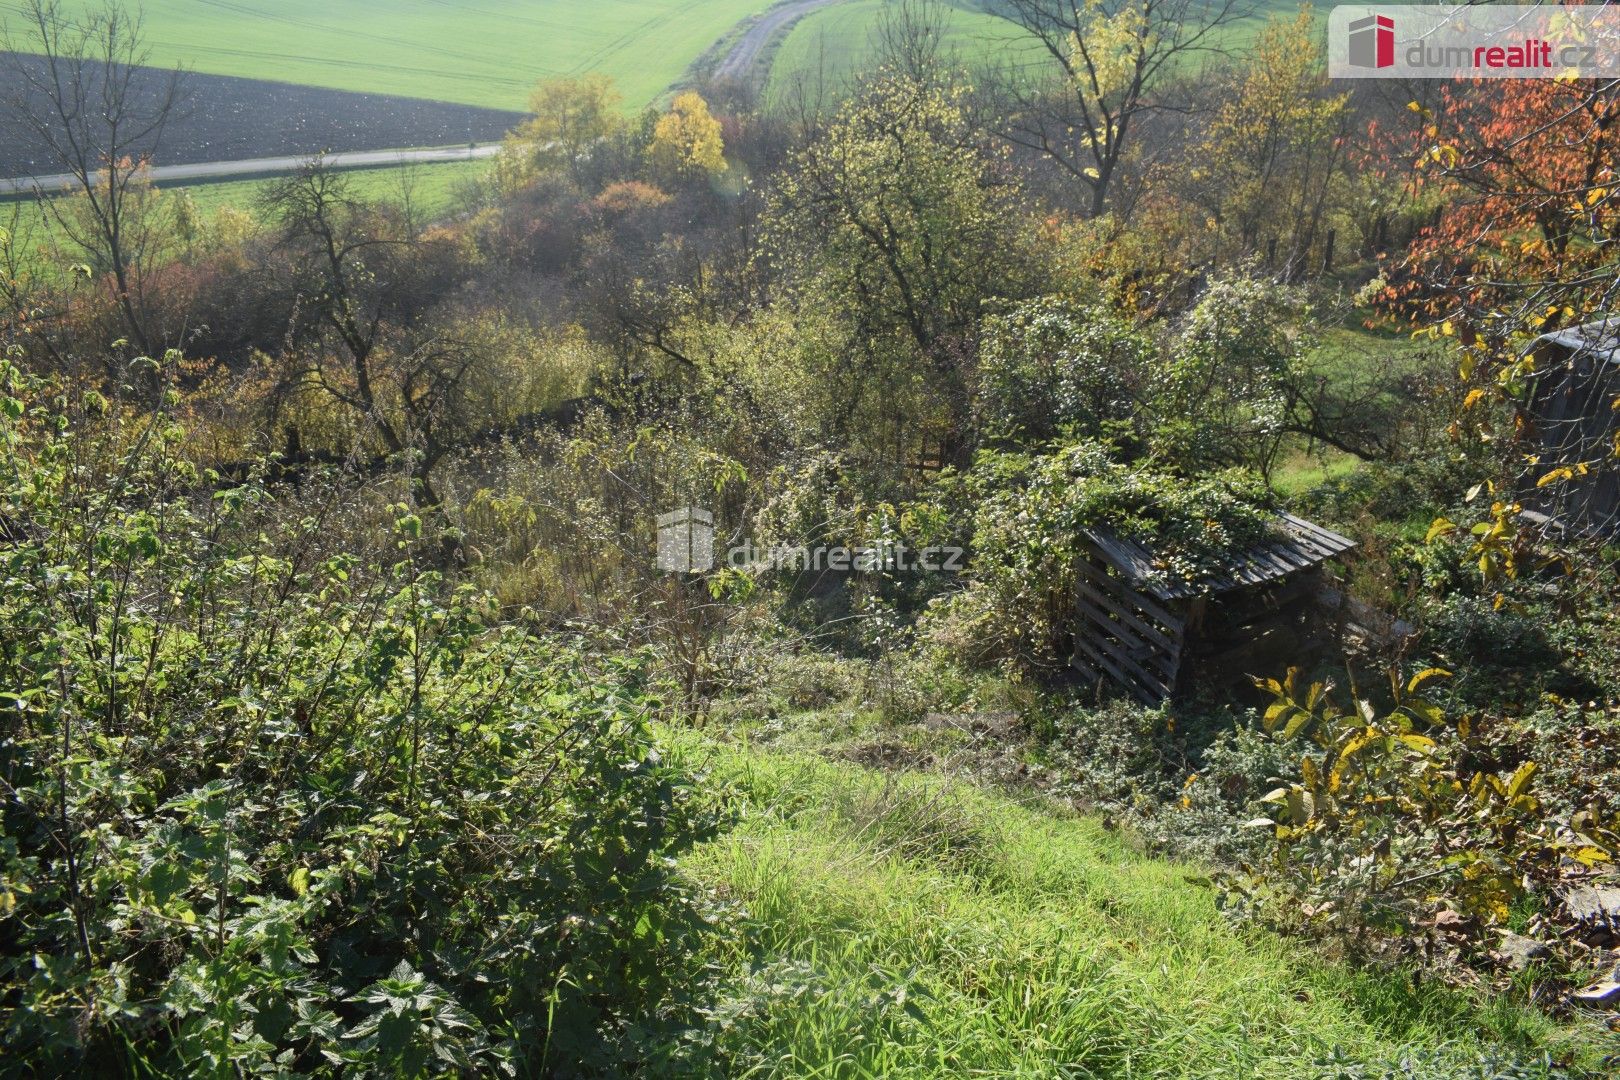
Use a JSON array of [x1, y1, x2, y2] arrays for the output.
[[1347, 14, 1395, 68]]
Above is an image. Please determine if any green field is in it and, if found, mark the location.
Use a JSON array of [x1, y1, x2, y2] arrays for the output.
[[1, 0, 782, 110], [764, 0, 1318, 109], [763, 0, 1045, 107], [1, 156, 490, 276]]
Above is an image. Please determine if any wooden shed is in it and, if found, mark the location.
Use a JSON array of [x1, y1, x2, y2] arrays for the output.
[[1523, 319, 1620, 538], [1071, 514, 1357, 704]]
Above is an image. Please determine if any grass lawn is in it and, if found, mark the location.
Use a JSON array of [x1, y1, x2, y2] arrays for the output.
[[668, 727, 1594, 1077], [0, 156, 490, 278], [1268, 320, 1445, 497], [1, 0, 781, 111]]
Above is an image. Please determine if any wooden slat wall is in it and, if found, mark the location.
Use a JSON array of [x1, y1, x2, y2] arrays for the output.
[[1072, 548, 1187, 705]]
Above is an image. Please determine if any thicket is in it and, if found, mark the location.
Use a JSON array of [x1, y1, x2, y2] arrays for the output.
[[0, 362, 720, 1073], [3, 0, 1619, 1068]]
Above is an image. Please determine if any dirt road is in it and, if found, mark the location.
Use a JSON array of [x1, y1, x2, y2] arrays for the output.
[[0, 143, 500, 195], [711, 0, 845, 85]]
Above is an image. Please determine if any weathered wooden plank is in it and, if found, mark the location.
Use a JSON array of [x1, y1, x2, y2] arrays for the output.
[[1076, 599, 1150, 657], [1084, 532, 1159, 583], [1070, 650, 1104, 685], [1084, 515, 1356, 602], [1281, 513, 1357, 555], [1075, 598, 1180, 681], [1075, 576, 1180, 655], [1085, 616, 1178, 684], [1074, 558, 1186, 632], [1073, 635, 1163, 704], [1076, 625, 1174, 695]]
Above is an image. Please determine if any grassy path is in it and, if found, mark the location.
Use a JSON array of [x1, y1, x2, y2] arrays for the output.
[[669, 732, 1585, 1078]]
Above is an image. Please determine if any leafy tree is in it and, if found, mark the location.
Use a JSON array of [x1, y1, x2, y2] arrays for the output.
[[974, 295, 1151, 447], [499, 73, 625, 188], [1383, 79, 1620, 334], [768, 72, 1035, 462], [647, 91, 727, 180], [1179, 7, 1350, 279], [1150, 273, 1310, 476], [1375, 80, 1620, 579]]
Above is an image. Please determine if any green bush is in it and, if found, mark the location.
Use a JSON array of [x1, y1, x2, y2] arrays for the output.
[[0, 366, 719, 1075], [975, 295, 1150, 447], [951, 439, 1277, 669], [1226, 670, 1616, 949]]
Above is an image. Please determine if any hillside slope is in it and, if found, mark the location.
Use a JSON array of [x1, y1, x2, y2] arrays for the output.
[[665, 731, 1590, 1077], [0, 0, 782, 109]]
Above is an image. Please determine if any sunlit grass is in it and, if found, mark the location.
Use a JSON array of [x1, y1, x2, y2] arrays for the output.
[[764, 0, 1326, 111], [1, 0, 782, 110], [668, 732, 1589, 1077]]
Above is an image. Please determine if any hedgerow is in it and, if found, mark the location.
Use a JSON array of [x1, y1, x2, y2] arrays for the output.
[[0, 362, 720, 1074]]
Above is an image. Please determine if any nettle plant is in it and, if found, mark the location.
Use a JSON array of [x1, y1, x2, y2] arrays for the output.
[[1233, 667, 1613, 941], [0, 361, 719, 1075]]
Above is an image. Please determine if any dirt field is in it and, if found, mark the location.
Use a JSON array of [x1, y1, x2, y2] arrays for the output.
[[0, 55, 523, 178]]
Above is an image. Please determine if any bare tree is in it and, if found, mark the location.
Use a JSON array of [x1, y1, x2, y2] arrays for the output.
[[992, 0, 1247, 218], [2, 0, 187, 359], [261, 158, 477, 536], [873, 0, 953, 86]]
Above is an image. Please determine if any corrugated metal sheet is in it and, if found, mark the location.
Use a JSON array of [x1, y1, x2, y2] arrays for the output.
[[1084, 513, 1357, 602], [1536, 318, 1620, 366]]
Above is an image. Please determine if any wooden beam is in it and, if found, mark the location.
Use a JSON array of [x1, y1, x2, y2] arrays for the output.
[[1075, 599, 1179, 679], [1083, 618, 1177, 687], [1073, 632, 1171, 701]]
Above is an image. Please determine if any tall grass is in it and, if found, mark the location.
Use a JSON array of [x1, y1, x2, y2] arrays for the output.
[[667, 736, 1591, 1078]]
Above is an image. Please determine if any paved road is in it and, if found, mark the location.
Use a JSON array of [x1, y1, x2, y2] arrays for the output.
[[712, 0, 845, 85], [0, 143, 502, 195]]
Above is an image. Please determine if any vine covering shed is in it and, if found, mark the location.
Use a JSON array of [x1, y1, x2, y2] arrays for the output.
[[1072, 513, 1357, 704]]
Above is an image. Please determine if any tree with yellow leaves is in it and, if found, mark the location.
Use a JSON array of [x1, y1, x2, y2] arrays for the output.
[[498, 74, 624, 190], [997, 0, 1247, 218], [646, 92, 726, 180], [1186, 7, 1351, 278]]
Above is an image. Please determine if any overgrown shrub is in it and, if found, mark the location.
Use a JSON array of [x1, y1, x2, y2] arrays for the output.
[[974, 295, 1150, 447], [1224, 669, 1617, 954], [951, 439, 1277, 669], [0, 366, 719, 1074]]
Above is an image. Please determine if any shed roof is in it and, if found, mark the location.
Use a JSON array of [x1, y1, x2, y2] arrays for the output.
[[1536, 317, 1620, 365], [1084, 513, 1357, 602]]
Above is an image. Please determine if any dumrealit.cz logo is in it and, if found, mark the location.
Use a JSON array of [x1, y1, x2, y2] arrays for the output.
[[656, 506, 714, 573], [1329, 5, 1620, 79], [654, 506, 964, 575], [1346, 13, 1394, 68]]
